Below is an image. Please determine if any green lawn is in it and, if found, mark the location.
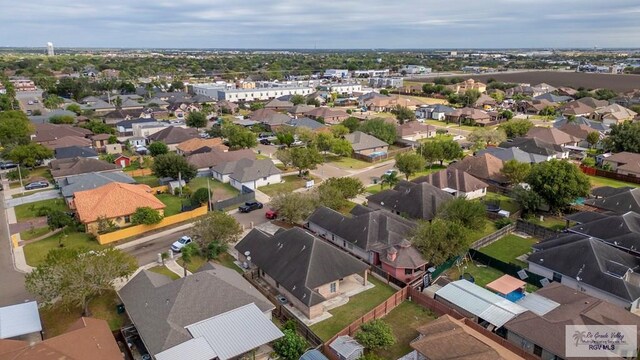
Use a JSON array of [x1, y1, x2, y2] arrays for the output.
[[23, 231, 101, 266], [214, 252, 243, 274], [259, 175, 319, 197], [187, 177, 239, 200], [326, 155, 372, 170], [446, 261, 504, 287], [178, 254, 207, 273], [466, 220, 497, 246], [40, 290, 125, 338], [526, 216, 568, 231], [480, 234, 537, 267], [133, 175, 160, 187], [20, 226, 51, 241], [374, 302, 436, 360], [421, 119, 493, 132], [25, 166, 53, 182], [156, 194, 185, 216], [310, 276, 396, 341], [408, 164, 447, 180], [587, 175, 640, 189], [149, 265, 180, 280], [14, 198, 70, 221], [484, 192, 520, 213]]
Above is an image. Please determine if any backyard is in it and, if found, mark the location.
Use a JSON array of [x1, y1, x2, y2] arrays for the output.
[[23, 231, 100, 266], [133, 175, 160, 187], [587, 175, 640, 189], [483, 192, 520, 214], [446, 260, 504, 287], [310, 276, 396, 341], [14, 198, 70, 221], [479, 234, 537, 267], [188, 176, 239, 201], [466, 220, 497, 246], [525, 215, 568, 231], [259, 175, 319, 197], [156, 194, 185, 216], [408, 164, 447, 180], [373, 301, 436, 360]]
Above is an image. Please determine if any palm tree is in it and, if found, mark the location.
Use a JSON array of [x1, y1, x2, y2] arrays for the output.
[[180, 243, 198, 277], [380, 172, 399, 190]]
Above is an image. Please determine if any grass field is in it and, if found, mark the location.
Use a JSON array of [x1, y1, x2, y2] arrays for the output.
[[156, 194, 185, 216], [133, 175, 160, 187], [409, 164, 447, 180], [326, 155, 372, 170], [526, 216, 568, 231], [259, 175, 318, 197], [23, 231, 100, 266], [178, 254, 207, 273], [480, 234, 537, 267], [587, 175, 640, 189], [484, 192, 521, 213], [40, 290, 125, 338], [20, 226, 51, 241], [14, 198, 69, 221], [466, 220, 497, 246], [149, 265, 180, 280], [374, 301, 436, 360], [446, 261, 504, 287], [310, 277, 396, 341], [187, 177, 239, 201]]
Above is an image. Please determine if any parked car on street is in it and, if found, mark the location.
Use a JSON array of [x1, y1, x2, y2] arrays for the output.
[[383, 169, 397, 176], [0, 161, 18, 170], [24, 181, 49, 190], [259, 138, 271, 145], [265, 209, 278, 219], [170, 236, 192, 252], [239, 201, 263, 213]]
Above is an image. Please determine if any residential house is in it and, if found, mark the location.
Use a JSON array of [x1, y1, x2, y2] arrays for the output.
[[0, 317, 122, 360], [73, 182, 166, 234], [54, 146, 99, 160], [517, 99, 555, 115], [187, 149, 256, 176], [115, 118, 157, 135], [79, 97, 115, 114], [304, 107, 350, 125], [451, 79, 487, 94], [416, 104, 455, 121], [50, 157, 118, 180], [128, 136, 147, 147], [0, 301, 41, 342], [525, 127, 579, 147], [367, 180, 453, 220], [288, 105, 316, 118], [612, 89, 640, 108], [600, 152, 640, 176], [577, 97, 609, 109], [594, 104, 638, 125], [31, 123, 92, 148], [560, 101, 595, 117], [409, 315, 524, 360], [446, 107, 492, 126], [473, 93, 497, 109], [147, 126, 200, 151], [102, 109, 147, 125], [413, 168, 488, 199], [119, 266, 281, 359], [396, 122, 435, 141], [285, 117, 328, 132], [105, 143, 123, 155], [532, 93, 573, 103], [527, 236, 640, 308], [249, 109, 291, 131], [449, 153, 508, 185], [217, 99, 238, 114], [113, 154, 131, 168], [500, 137, 568, 159], [90, 133, 111, 151], [176, 138, 228, 156], [212, 158, 281, 191], [168, 102, 201, 119], [504, 282, 640, 360], [264, 98, 294, 110], [556, 86, 578, 97], [344, 131, 389, 158], [564, 211, 640, 257], [235, 227, 370, 320], [557, 123, 600, 148], [44, 136, 93, 151], [307, 205, 427, 282], [477, 147, 548, 164], [58, 172, 136, 206]]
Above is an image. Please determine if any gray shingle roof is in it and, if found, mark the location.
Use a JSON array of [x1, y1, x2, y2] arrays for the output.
[[212, 158, 281, 182], [413, 169, 488, 193], [147, 126, 199, 144], [366, 181, 453, 220], [118, 266, 273, 356], [59, 172, 136, 198], [286, 117, 327, 130], [50, 157, 118, 178], [235, 227, 369, 307], [345, 131, 389, 151], [187, 149, 256, 170], [567, 211, 640, 254], [500, 137, 564, 157], [477, 146, 548, 164], [54, 146, 98, 160], [584, 188, 640, 214]]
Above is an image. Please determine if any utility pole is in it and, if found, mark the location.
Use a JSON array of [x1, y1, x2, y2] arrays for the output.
[[178, 171, 183, 197], [207, 178, 212, 211], [17, 164, 24, 191]]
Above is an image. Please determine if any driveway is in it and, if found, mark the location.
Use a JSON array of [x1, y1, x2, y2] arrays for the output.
[[0, 198, 33, 306], [350, 161, 396, 186], [8, 217, 47, 235], [5, 190, 61, 208]]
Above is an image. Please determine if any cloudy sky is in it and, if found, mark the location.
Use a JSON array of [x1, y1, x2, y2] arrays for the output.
[[2, 0, 639, 49]]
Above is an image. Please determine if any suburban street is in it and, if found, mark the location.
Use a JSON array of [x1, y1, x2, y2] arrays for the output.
[[0, 199, 33, 307], [5, 189, 61, 207]]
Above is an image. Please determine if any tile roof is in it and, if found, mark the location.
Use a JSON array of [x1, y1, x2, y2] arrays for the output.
[[235, 227, 369, 307], [74, 182, 165, 223], [344, 131, 389, 151], [54, 146, 98, 159], [413, 168, 488, 193], [212, 158, 281, 182], [366, 180, 453, 220], [449, 153, 507, 184], [118, 267, 274, 355], [59, 171, 136, 198], [187, 149, 256, 170], [147, 126, 199, 144], [176, 138, 227, 154], [50, 157, 118, 178], [525, 127, 578, 146]]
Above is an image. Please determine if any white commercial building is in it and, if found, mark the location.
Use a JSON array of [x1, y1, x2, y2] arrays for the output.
[[323, 69, 349, 79], [400, 65, 431, 74], [369, 77, 404, 88], [353, 69, 390, 77], [215, 87, 313, 102], [320, 83, 362, 94], [191, 82, 234, 98]]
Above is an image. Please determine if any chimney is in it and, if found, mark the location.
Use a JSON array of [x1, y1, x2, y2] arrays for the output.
[[387, 247, 397, 262]]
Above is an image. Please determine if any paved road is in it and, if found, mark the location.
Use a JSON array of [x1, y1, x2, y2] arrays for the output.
[[350, 162, 396, 186], [0, 197, 33, 306], [5, 189, 61, 208]]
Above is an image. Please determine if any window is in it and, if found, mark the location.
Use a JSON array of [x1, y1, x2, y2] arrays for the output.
[[533, 345, 543, 356], [124, 216, 131, 223], [330, 282, 337, 293], [405, 268, 413, 275], [552, 272, 562, 282]]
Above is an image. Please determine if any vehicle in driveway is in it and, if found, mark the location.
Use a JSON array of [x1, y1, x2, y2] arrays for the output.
[[265, 209, 278, 219], [383, 169, 397, 176], [239, 201, 263, 213], [170, 236, 192, 252], [0, 161, 18, 169], [24, 181, 49, 190], [259, 138, 271, 145]]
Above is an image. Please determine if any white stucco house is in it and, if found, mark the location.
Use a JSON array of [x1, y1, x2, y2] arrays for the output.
[[212, 158, 282, 191]]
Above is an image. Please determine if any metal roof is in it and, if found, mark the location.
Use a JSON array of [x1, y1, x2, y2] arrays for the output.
[[186, 303, 283, 360], [329, 336, 364, 358], [155, 338, 217, 360], [436, 280, 527, 328], [0, 301, 42, 339], [515, 293, 561, 316], [300, 349, 330, 360]]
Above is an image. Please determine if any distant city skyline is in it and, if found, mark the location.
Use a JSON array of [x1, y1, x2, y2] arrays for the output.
[[2, 0, 639, 49]]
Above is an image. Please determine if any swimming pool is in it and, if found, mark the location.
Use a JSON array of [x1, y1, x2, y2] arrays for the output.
[[369, 151, 388, 158]]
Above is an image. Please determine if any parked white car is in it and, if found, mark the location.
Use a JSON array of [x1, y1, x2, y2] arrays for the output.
[[170, 236, 192, 252]]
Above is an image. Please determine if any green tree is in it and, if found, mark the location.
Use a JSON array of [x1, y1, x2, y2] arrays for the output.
[[461, 89, 482, 107], [270, 192, 318, 223], [25, 247, 137, 315], [342, 117, 361, 133], [315, 132, 334, 153], [419, 141, 444, 166], [152, 153, 197, 181], [186, 111, 207, 128], [439, 140, 463, 165], [359, 118, 397, 144], [66, 104, 82, 115], [330, 124, 350, 137], [43, 94, 64, 109], [395, 152, 424, 180], [436, 197, 486, 231], [81, 120, 115, 135], [355, 320, 396, 351], [317, 183, 345, 211], [249, 102, 264, 111], [169, 80, 184, 92], [411, 218, 468, 265], [108, 135, 118, 144], [526, 159, 590, 213], [191, 188, 210, 206], [290, 94, 306, 105], [392, 105, 416, 124], [37, 207, 73, 231], [275, 148, 293, 169], [192, 211, 242, 259], [511, 185, 542, 215], [468, 128, 507, 149], [131, 206, 164, 225], [539, 106, 557, 116], [331, 138, 353, 156], [604, 122, 640, 153], [582, 157, 596, 167], [586, 132, 600, 148], [0, 111, 34, 145], [501, 159, 531, 184], [49, 115, 75, 124], [273, 328, 307, 360], [7, 143, 53, 167], [290, 146, 323, 176], [223, 124, 257, 149], [148, 141, 169, 157], [277, 132, 295, 147], [179, 243, 199, 277], [594, 88, 617, 101], [319, 177, 365, 204], [380, 171, 399, 189], [499, 119, 533, 138]]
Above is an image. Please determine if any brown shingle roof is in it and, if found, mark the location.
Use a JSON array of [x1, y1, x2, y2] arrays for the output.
[[176, 138, 227, 154], [187, 149, 256, 170], [32, 123, 92, 143], [50, 157, 118, 179], [44, 135, 93, 150], [558, 123, 597, 140], [526, 127, 578, 146], [396, 121, 435, 137], [450, 153, 506, 184], [74, 182, 165, 223], [147, 126, 199, 144], [414, 168, 488, 193]]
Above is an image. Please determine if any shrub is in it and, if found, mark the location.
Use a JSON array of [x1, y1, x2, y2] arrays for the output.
[[495, 217, 512, 229], [355, 319, 396, 350]]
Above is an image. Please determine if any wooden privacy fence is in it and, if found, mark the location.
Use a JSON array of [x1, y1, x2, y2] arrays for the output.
[[580, 165, 640, 185], [125, 168, 153, 177]]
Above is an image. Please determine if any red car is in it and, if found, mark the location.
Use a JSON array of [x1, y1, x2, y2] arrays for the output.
[[265, 210, 278, 219]]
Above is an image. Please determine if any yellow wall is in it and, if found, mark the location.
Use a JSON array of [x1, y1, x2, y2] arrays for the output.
[[96, 206, 207, 245]]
